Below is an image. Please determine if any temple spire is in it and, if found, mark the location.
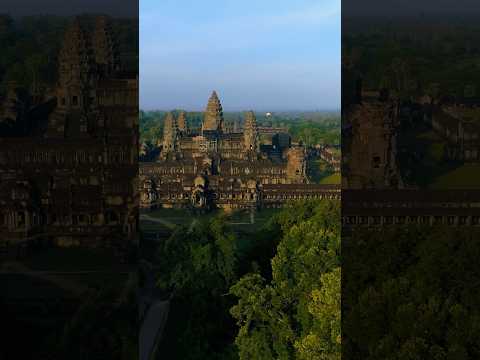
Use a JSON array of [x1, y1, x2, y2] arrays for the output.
[[47, 17, 94, 138], [243, 111, 259, 153], [162, 112, 178, 155], [92, 15, 119, 77], [58, 18, 93, 92], [202, 90, 224, 132], [177, 110, 188, 133]]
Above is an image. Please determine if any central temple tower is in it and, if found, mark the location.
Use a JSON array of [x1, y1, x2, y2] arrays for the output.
[[202, 91, 224, 133], [46, 19, 94, 137]]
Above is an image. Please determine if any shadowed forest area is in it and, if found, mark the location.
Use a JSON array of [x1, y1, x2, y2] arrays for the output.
[[344, 225, 480, 359]]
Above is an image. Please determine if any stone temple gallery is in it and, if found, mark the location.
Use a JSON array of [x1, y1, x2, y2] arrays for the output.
[[139, 91, 340, 211]]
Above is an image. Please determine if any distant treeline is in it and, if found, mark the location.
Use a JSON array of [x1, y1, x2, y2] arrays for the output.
[[344, 19, 480, 99], [140, 109, 341, 146], [0, 14, 138, 96]]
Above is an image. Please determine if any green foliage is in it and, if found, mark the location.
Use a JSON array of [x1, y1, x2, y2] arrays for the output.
[[343, 226, 480, 359], [295, 268, 341, 360], [345, 21, 480, 100], [155, 216, 241, 359], [0, 15, 137, 95], [230, 201, 341, 360], [158, 216, 238, 294], [308, 159, 340, 184], [256, 111, 340, 145], [139, 110, 165, 145], [0, 16, 66, 92], [139, 110, 341, 146], [288, 120, 340, 146], [152, 201, 341, 360], [56, 282, 138, 360]]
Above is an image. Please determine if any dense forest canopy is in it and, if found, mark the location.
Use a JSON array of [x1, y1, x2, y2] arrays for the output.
[[344, 18, 480, 99], [344, 226, 480, 359], [140, 109, 341, 146]]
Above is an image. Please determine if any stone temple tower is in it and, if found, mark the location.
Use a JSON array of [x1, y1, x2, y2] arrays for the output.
[[177, 110, 188, 133], [346, 99, 402, 189], [92, 15, 119, 77], [47, 18, 94, 137], [243, 111, 259, 153], [162, 112, 178, 153], [57, 19, 94, 110], [202, 91, 224, 133], [286, 147, 307, 183]]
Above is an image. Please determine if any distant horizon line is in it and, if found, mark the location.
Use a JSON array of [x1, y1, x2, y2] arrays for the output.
[[141, 108, 341, 113]]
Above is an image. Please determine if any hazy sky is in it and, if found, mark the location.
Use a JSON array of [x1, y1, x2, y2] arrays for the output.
[[140, 0, 340, 111]]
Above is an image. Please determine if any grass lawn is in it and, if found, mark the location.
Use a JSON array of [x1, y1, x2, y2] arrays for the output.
[[146, 208, 194, 225], [398, 125, 455, 187], [318, 172, 341, 184], [145, 207, 281, 226], [430, 164, 480, 189], [229, 208, 282, 235], [141, 222, 172, 232], [147, 208, 192, 219], [141, 207, 282, 239], [308, 159, 340, 184]]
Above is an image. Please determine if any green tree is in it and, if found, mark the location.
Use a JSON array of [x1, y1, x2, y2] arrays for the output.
[[155, 216, 240, 359], [343, 226, 480, 359], [295, 268, 341, 360], [56, 281, 138, 360], [230, 201, 341, 360]]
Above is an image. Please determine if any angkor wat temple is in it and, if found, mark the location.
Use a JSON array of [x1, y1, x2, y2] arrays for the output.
[[139, 91, 340, 210], [341, 61, 480, 228], [0, 16, 138, 249]]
